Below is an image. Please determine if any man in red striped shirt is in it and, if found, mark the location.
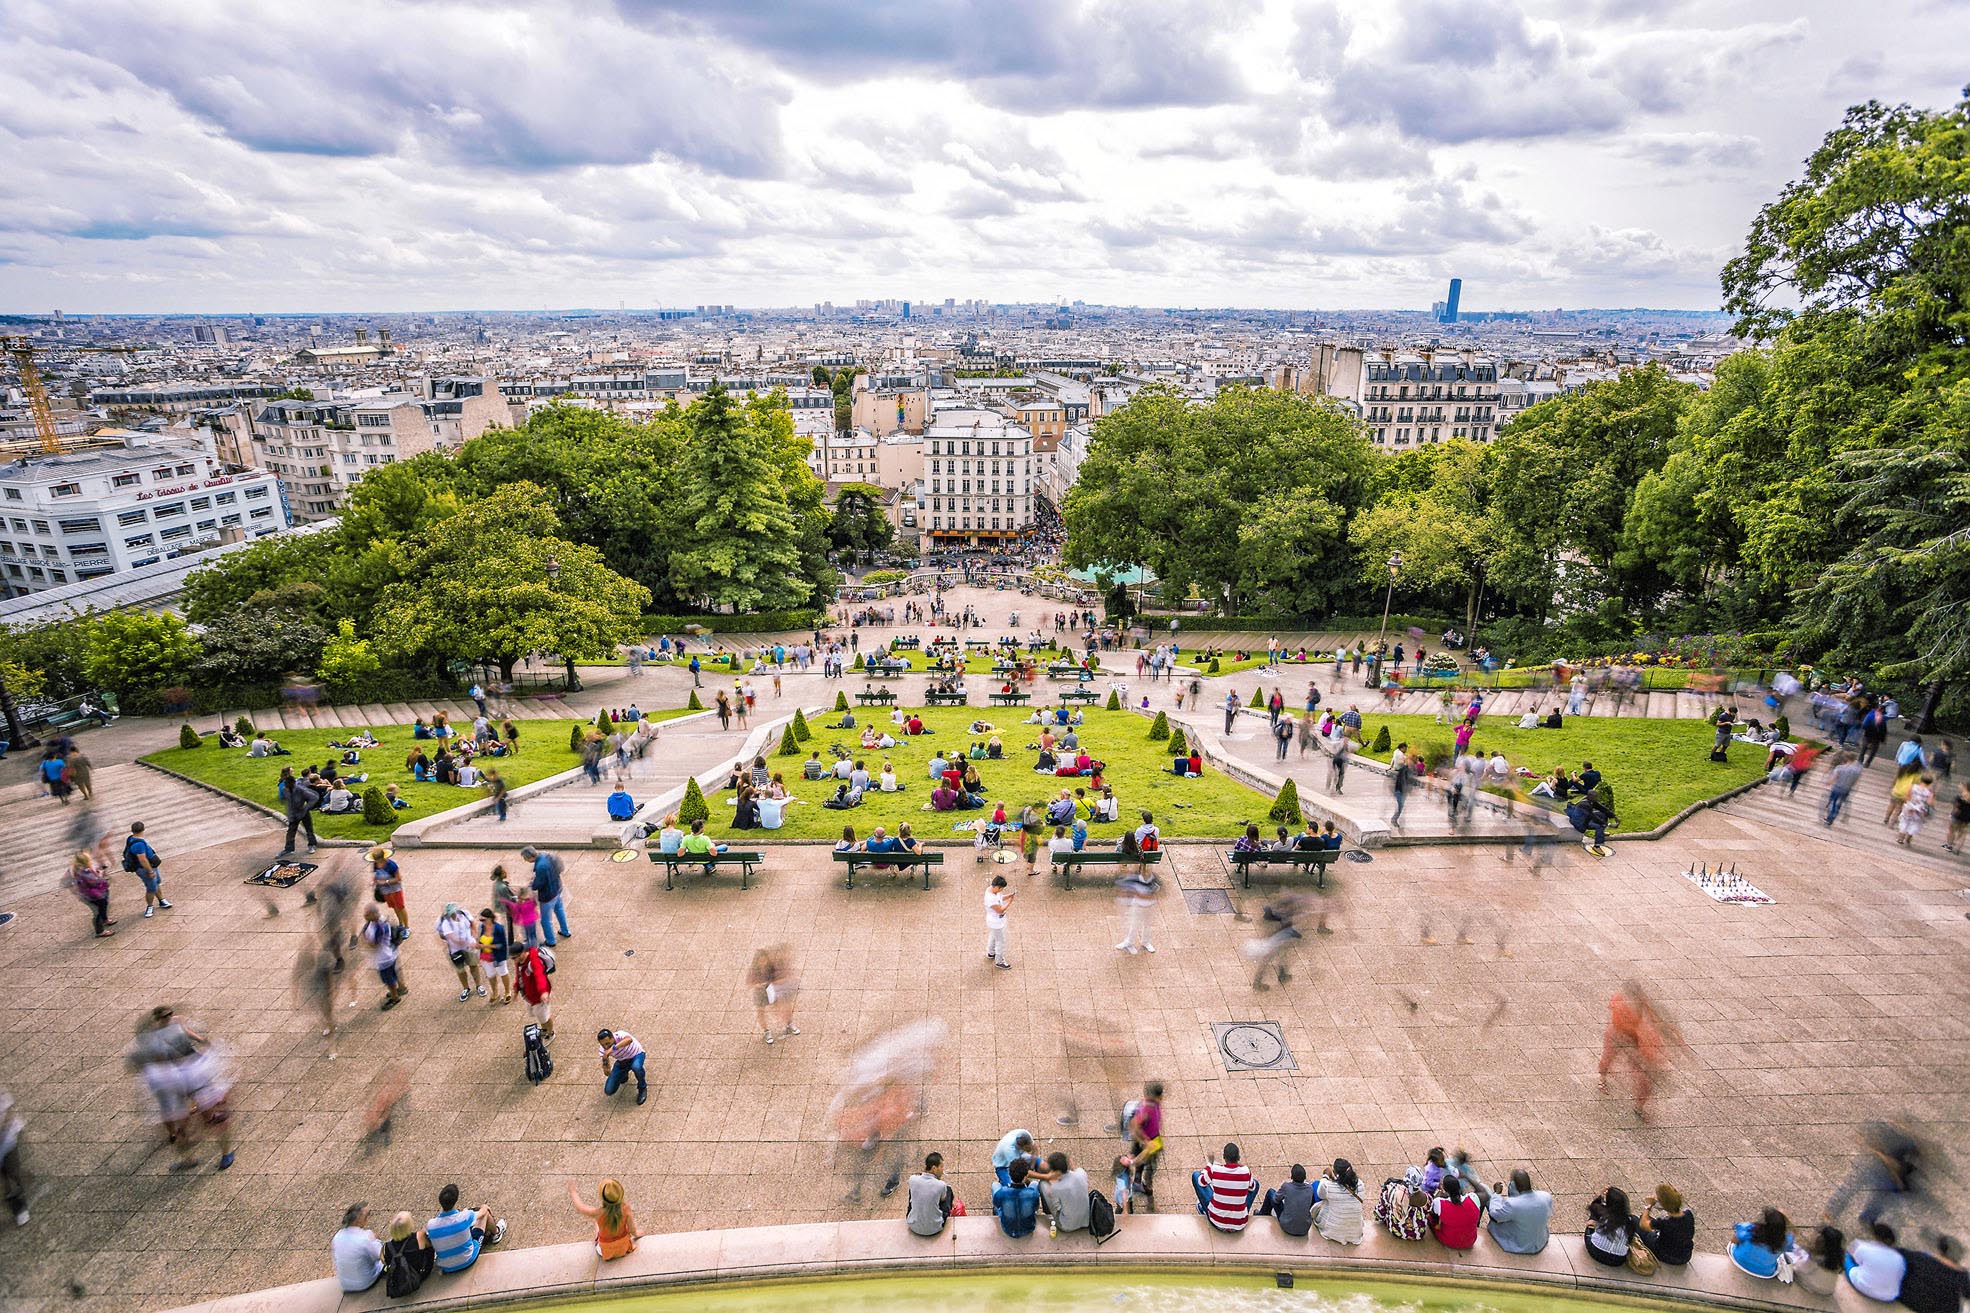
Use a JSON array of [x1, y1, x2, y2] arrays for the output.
[[1192, 1142, 1258, 1231]]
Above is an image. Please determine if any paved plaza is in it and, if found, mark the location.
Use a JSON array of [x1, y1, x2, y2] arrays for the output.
[[0, 586, 1966, 1312]]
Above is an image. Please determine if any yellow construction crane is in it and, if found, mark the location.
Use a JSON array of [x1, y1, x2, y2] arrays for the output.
[[2, 336, 64, 455]]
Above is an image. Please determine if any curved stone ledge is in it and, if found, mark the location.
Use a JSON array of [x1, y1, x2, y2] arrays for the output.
[[158, 1215, 1878, 1313]]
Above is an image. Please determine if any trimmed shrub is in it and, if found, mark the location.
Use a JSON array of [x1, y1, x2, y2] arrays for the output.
[[361, 786, 392, 826], [792, 708, 813, 742], [1207, 657, 1220, 674], [569, 722, 587, 752], [1251, 686, 1265, 711], [1147, 710, 1170, 741], [1773, 714, 1790, 741], [1267, 778, 1303, 825], [235, 715, 255, 737], [687, 690, 704, 711], [834, 690, 850, 712], [596, 709, 614, 731], [776, 724, 800, 757], [642, 610, 820, 635], [1370, 724, 1392, 753], [1598, 781, 1616, 816], [678, 777, 710, 826], [178, 723, 201, 750], [1166, 728, 1188, 757], [1105, 689, 1121, 711]]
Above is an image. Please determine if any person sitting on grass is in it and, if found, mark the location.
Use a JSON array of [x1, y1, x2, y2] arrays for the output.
[[931, 782, 959, 812], [217, 725, 246, 748], [249, 733, 288, 758], [382, 784, 410, 811], [323, 782, 361, 814]]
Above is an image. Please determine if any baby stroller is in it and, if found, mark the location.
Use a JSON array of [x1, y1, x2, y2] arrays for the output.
[[973, 820, 1004, 862]]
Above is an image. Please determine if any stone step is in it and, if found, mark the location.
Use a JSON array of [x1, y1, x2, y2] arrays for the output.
[[0, 761, 281, 905]]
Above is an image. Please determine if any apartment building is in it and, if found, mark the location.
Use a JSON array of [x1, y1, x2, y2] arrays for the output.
[[807, 428, 925, 489], [89, 381, 288, 415], [1012, 398, 1066, 454], [921, 408, 1035, 545], [1354, 352, 1501, 447], [0, 432, 286, 598], [849, 381, 931, 436], [251, 378, 504, 521]]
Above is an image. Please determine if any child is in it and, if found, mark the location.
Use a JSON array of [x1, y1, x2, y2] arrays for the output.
[[384, 784, 411, 811], [984, 875, 1013, 969], [478, 907, 512, 1004]]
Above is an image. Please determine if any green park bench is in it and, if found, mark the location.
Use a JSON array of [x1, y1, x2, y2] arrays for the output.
[[834, 848, 943, 890], [1051, 847, 1164, 890], [925, 690, 969, 706], [1047, 667, 1094, 681], [988, 691, 1032, 707], [965, 640, 993, 651], [1225, 847, 1339, 890], [1059, 689, 1100, 705], [892, 637, 921, 650], [856, 689, 899, 706], [650, 848, 764, 890]]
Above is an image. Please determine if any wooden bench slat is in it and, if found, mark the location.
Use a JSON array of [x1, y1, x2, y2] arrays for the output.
[[831, 848, 943, 890]]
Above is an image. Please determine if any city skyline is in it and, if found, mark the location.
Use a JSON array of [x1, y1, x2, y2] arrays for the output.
[[1, 0, 1965, 315]]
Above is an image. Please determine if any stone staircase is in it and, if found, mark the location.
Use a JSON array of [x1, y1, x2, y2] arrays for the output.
[[0, 761, 280, 906], [1712, 756, 1968, 877]]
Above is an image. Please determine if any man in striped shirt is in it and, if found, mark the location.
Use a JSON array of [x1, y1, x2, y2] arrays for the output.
[[425, 1183, 505, 1273], [1192, 1142, 1258, 1231], [598, 1028, 648, 1105]]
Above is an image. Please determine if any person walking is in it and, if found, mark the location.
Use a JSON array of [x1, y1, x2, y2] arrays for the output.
[[361, 905, 408, 1009], [370, 846, 409, 934], [1274, 715, 1292, 761], [1824, 753, 1863, 826], [485, 769, 509, 822], [121, 821, 173, 919], [984, 874, 1014, 969], [435, 903, 487, 1002], [282, 770, 321, 857], [748, 946, 800, 1045], [1223, 690, 1241, 735], [714, 690, 732, 731], [596, 1028, 648, 1105], [1896, 775, 1935, 847], [522, 846, 572, 945], [71, 847, 114, 938], [1391, 749, 1412, 827], [688, 654, 701, 687], [1115, 863, 1158, 954], [1328, 733, 1352, 794]]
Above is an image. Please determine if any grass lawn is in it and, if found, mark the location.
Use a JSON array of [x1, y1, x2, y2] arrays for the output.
[[142, 711, 694, 839], [1347, 713, 1770, 831], [702, 705, 1275, 842]]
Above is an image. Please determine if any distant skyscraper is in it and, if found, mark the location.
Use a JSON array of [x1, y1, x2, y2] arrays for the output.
[[1442, 278, 1462, 323]]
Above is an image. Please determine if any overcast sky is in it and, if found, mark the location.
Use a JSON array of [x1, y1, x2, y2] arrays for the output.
[[1, 0, 1964, 314]]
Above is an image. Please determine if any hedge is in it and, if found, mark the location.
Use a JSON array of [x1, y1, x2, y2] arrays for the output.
[[642, 610, 820, 635]]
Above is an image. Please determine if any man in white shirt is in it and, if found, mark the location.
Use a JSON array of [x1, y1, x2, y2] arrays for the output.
[[331, 1202, 384, 1292]]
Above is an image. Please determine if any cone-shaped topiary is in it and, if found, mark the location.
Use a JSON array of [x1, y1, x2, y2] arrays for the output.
[[1370, 724, 1392, 753], [570, 722, 588, 752], [235, 715, 255, 737], [1596, 781, 1616, 815], [1207, 656, 1220, 674], [178, 723, 201, 750], [1148, 710, 1170, 741], [1105, 688, 1121, 711], [1267, 778, 1303, 825], [1167, 728, 1188, 757], [678, 776, 710, 826], [1773, 714, 1790, 742], [776, 723, 800, 756], [596, 709, 614, 732], [362, 785, 393, 825], [792, 708, 813, 742], [1252, 686, 1265, 711], [835, 690, 850, 712], [687, 689, 704, 711]]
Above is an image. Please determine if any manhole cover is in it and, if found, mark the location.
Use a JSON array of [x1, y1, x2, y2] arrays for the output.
[[1184, 889, 1234, 915], [1344, 850, 1373, 863], [1212, 1021, 1295, 1072]]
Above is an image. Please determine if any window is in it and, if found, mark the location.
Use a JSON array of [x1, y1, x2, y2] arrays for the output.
[[125, 534, 155, 549], [249, 507, 273, 520], [112, 473, 140, 488], [221, 513, 241, 527], [69, 543, 108, 558], [160, 525, 193, 540], [30, 519, 48, 534], [189, 496, 211, 510], [2, 488, 17, 501], [57, 517, 101, 535], [49, 569, 65, 584], [152, 468, 174, 481], [244, 485, 270, 500], [175, 464, 194, 476], [117, 508, 147, 526], [215, 491, 235, 505], [196, 519, 217, 532], [50, 482, 80, 497], [7, 518, 22, 532], [154, 502, 185, 518]]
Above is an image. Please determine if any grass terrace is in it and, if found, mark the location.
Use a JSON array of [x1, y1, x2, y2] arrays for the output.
[[705, 704, 1272, 841], [1347, 713, 1774, 832], [143, 710, 696, 839]]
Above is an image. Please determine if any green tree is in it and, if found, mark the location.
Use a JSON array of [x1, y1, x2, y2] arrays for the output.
[[362, 785, 393, 825], [179, 723, 201, 750], [1267, 779, 1303, 825], [669, 384, 813, 613], [368, 484, 649, 682], [82, 611, 201, 695], [834, 690, 849, 712], [317, 619, 383, 689], [194, 604, 327, 687], [792, 708, 813, 742], [1349, 441, 1515, 633], [830, 485, 895, 561], [1166, 728, 1188, 757], [1105, 688, 1121, 710], [776, 723, 800, 756], [678, 776, 710, 826], [1147, 710, 1169, 740]]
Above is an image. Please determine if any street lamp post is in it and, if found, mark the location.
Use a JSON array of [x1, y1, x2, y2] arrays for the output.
[[544, 554, 582, 694], [1373, 550, 1402, 687]]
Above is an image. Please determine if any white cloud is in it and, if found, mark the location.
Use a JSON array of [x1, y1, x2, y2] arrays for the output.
[[0, 0, 1964, 310]]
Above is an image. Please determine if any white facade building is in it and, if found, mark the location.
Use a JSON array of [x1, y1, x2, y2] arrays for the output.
[[0, 433, 287, 599], [921, 408, 1035, 546], [1357, 353, 1501, 447]]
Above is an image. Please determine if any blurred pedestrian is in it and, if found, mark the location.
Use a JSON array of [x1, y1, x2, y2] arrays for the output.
[[369, 846, 408, 933], [0, 1090, 28, 1226], [748, 946, 800, 1044], [362, 905, 408, 1010], [70, 845, 114, 938]]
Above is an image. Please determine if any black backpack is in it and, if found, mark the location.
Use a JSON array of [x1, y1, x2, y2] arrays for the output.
[[384, 1240, 426, 1298], [523, 1023, 553, 1085], [1087, 1188, 1118, 1245]]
